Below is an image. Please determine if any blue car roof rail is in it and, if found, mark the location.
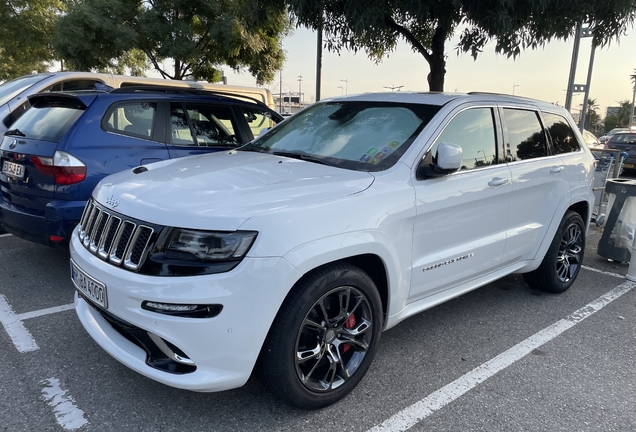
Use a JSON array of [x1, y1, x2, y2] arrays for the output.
[[110, 85, 267, 108]]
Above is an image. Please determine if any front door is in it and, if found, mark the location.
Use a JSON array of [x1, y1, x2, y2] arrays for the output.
[[410, 106, 512, 302]]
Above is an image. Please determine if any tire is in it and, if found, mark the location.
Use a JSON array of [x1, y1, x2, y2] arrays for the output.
[[523, 211, 585, 293], [259, 262, 383, 409]]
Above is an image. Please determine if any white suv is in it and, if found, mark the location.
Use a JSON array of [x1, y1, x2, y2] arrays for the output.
[[70, 92, 595, 409]]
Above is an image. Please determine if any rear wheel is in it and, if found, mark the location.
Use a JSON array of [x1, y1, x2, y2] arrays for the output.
[[523, 211, 585, 293], [259, 262, 383, 409]]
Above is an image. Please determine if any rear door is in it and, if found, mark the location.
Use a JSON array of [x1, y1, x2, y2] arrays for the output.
[[499, 105, 572, 263]]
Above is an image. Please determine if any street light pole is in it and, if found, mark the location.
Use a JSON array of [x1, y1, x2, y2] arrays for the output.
[[383, 85, 403, 92], [298, 75, 303, 104], [337, 86, 344, 95], [512, 84, 520, 95], [340, 79, 348, 95]]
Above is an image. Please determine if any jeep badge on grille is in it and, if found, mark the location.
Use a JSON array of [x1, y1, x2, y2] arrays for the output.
[[105, 195, 120, 208]]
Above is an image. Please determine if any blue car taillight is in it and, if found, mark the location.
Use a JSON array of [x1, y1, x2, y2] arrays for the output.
[[31, 151, 86, 185]]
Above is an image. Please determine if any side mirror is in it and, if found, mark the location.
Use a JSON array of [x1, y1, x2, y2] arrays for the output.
[[416, 142, 463, 180]]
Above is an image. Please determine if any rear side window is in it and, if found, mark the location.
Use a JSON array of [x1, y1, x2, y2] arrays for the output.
[[610, 134, 636, 144], [43, 79, 102, 92], [103, 102, 157, 139], [8, 103, 83, 142], [542, 113, 580, 154], [503, 109, 547, 161]]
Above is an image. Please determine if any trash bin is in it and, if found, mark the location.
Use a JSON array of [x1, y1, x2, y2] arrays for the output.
[[597, 179, 636, 262]]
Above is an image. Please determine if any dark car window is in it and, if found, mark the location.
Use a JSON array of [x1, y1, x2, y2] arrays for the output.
[[43, 79, 102, 92], [170, 103, 195, 145], [186, 104, 239, 147], [610, 133, 636, 144], [542, 113, 580, 154], [503, 109, 548, 161], [103, 101, 157, 139], [6, 101, 84, 142], [241, 107, 278, 139], [423, 108, 498, 171]]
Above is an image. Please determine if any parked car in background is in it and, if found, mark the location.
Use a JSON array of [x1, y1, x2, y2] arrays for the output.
[[599, 127, 629, 144], [605, 131, 636, 171], [582, 129, 603, 156], [70, 92, 594, 409], [0, 86, 282, 246], [0, 72, 276, 135]]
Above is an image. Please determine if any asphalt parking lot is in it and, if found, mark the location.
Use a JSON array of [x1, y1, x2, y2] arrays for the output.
[[1, 229, 634, 432]]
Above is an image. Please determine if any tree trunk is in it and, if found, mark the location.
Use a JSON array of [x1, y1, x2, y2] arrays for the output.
[[427, 24, 447, 92], [174, 59, 181, 80]]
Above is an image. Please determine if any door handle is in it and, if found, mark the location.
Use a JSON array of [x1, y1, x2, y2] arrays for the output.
[[550, 166, 565, 174], [488, 177, 509, 187]]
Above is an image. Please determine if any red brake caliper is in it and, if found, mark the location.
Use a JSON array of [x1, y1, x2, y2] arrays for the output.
[[342, 314, 357, 353]]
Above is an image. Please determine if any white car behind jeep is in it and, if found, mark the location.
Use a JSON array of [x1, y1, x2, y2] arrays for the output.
[[70, 92, 595, 409]]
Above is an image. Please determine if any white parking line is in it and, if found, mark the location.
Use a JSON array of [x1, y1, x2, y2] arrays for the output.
[[367, 280, 636, 432], [0, 294, 39, 353], [0, 233, 12, 238], [41, 377, 88, 430], [0, 295, 74, 353], [581, 264, 625, 279], [18, 303, 74, 321]]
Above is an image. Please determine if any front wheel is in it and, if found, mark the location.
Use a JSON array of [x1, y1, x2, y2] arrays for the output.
[[259, 262, 383, 409], [523, 211, 585, 293]]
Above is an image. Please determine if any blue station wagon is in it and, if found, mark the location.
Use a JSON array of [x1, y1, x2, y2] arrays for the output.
[[0, 87, 282, 246]]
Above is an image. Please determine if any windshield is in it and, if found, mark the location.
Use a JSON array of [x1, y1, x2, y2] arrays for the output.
[[7, 100, 84, 142], [0, 74, 51, 106], [244, 101, 440, 171]]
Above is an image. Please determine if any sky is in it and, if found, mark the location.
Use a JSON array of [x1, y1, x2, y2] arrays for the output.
[[224, 25, 636, 118]]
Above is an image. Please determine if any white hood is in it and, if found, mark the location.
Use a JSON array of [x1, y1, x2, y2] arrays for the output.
[[93, 150, 375, 231]]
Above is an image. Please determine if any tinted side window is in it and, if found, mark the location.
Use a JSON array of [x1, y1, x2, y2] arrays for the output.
[[43, 79, 102, 92], [424, 108, 498, 171], [103, 102, 157, 139], [241, 107, 278, 139], [185, 103, 239, 147], [542, 113, 580, 154], [503, 109, 547, 161]]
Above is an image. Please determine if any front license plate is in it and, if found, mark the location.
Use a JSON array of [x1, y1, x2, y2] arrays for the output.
[[70, 259, 108, 309], [623, 163, 634, 169], [2, 160, 25, 179]]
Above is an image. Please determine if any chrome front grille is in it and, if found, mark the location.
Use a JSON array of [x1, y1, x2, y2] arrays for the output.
[[78, 200, 154, 271]]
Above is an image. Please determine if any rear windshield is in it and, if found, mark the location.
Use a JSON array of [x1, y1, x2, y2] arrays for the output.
[[7, 101, 84, 142], [610, 134, 636, 144], [0, 75, 50, 106], [243, 101, 441, 171]]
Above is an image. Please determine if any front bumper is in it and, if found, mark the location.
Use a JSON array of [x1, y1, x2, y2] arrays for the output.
[[70, 231, 302, 392]]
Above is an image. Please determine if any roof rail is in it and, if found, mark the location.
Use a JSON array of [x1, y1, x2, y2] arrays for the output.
[[110, 85, 267, 107], [466, 91, 545, 103]]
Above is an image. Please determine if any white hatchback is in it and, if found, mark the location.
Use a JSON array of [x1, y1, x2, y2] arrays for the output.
[[70, 92, 595, 409]]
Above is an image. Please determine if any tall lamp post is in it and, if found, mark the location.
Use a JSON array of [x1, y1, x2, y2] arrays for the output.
[[297, 75, 303, 105], [512, 84, 520, 95], [630, 70, 636, 129], [337, 86, 344, 95], [340, 79, 348, 95]]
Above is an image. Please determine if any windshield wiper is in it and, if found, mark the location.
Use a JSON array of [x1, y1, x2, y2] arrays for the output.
[[5, 128, 26, 137], [271, 150, 334, 166]]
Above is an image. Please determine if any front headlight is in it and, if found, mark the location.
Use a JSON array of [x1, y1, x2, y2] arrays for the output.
[[165, 229, 258, 262]]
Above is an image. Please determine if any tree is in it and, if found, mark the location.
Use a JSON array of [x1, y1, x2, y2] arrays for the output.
[[616, 100, 633, 127], [604, 115, 619, 132], [585, 98, 601, 132], [286, 0, 636, 91], [54, 0, 291, 83], [629, 69, 636, 128], [0, 0, 65, 81]]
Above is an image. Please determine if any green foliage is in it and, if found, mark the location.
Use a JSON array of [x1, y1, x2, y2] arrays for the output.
[[616, 100, 633, 127], [287, 0, 636, 91], [585, 98, 601, 132], [54, 0, 291, 83], [604, 114, 619, 132], [0, 0, 65, 81]]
